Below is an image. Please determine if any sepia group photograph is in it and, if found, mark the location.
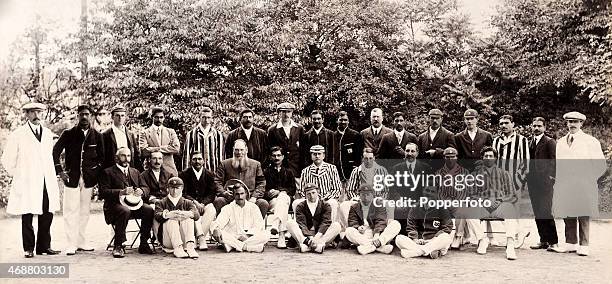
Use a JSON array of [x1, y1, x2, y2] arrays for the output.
[[0, 0, 610, 283]]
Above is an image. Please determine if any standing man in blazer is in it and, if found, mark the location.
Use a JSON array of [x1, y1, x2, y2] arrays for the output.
[[53, 104, 104, 255], [99, 148, 154, 258], [267, 102, 306, 176], [360, 108, 392, 157], [2, 103, 61, 258], [225, 108, 268, 165], [139, 107, 180, 176], [304, 110, 334, 164], [454, 109, 493, 171], [416, 108, 456, 170], [102, 106, 140, 170], [377, 111, 418, 161], [527, 117, 558, 251], [287, 183, 342, 253], [331, 111, 363, 182]]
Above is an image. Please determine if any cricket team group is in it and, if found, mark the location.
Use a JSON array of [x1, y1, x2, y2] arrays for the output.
[[1, 101, 606, 261]]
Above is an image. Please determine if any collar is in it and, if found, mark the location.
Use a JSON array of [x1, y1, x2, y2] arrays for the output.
[[534, 133, 544, 141], [429, 126, 440, 134], [112, 124, 125, 134], [197, 123, 211, 133], [394, 129, 405, 136], [371, 125, 383, 133], [337, 126, 347, 134], [241, 126, 253, 132], [306, 198, 319, 206], [116, 164, 129, 173], [359, 162, 380, 171], [466, 128, 478, 135], [276, 120, 298, 129], [313, 126, 324, 134], [152, 125, 163, 131], [192, 167, 203, 175], [502, 131, 516, 141], [28, 121, 41, 131], [168, 195, 181, 206]]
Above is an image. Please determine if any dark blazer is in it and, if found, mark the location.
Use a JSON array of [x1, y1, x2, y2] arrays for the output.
[[214, 158, 266, 199], [377, 131, 418, 160], [388, 160, 432, 201], [417, 126, 456, 169], [264, 166, 297, 199], [52, 126, 105, 188], [99, 165, 149, 224], [331, 128, 364, 181], [360, 126, 393, 157], [153, 196, 200, 242], [454, 128, 493, 171], [267, 123, 306, 174], [225, 127, 268, 165], [527, 135, 556, 183], [295, 199, 332, 236], [348, 202, 387, 234], [102, 127, 141, 170], [179, 167, 217, 205], [406, 206, 453, 240], [140, 166, 176, 202], [303, 127, 334, 164]]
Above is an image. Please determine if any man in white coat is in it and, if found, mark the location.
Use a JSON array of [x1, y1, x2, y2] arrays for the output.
[[1, 103, 61, 258], [550, 111, 607, 256]]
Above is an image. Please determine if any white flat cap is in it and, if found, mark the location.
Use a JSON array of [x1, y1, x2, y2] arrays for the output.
[[22, 102, 47, 111], [563, 111, 586, 121]]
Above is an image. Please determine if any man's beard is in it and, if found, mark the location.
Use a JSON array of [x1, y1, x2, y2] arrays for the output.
[[232, 156, 247, 170]]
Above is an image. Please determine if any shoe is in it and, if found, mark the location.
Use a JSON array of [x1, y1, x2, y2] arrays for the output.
[[270, 226, 279, 235], [299, 244, 310, 253], [429, 250, 441, 259], [530, 242, 549, 250], [515, 231, 530, 249], [400, 249, 422, 258], [338, 238, 353, 249], [112, 246, 125, 258], [185, 243, 199, 259], [162, 246, 174, 254], [66, 248, 76, 256], [314, 243, 325, 254], [506, 246, 517, 260], [224, 244, 233, 253], [24, 251, 34, 258], [246, 244, 265, 253], [197, 236, 208, 251], [277, 234, 287, 249], [577, 246, 589, 256], [173, 246, 189, 258], [138, 244, 154, 254], [451, 236, 462, 249], [376, 244, 394, 254], [77, 246, 95, 252], [550, 243, 577, 253], [286, 237, 298, 248], [477, 238, 488, 255], [357, 245, 376, 255], [546, 244, 560, 252], [36, 248, 60, 255]]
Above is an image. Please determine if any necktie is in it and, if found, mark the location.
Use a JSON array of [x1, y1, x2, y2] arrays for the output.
[[568, 135, 574, 147], [407, 164, 413, 174], [157, 128, 161, 143], [530, 138, 535, 149]]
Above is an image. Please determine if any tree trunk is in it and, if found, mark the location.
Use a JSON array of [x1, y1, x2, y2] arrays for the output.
[[80, 0, 88, 79]]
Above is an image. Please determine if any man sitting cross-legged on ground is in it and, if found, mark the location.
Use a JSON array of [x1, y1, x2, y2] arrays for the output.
[[264, 146, 297, 249], [212, 180, 270, 253], [287, 183, 342, 253], [395, 190, 453, 259], [345, 185, 400, 255], [153, 177, 200, 259]]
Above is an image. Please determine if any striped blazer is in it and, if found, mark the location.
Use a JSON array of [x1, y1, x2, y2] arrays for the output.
[[299, 162, 342, 200], [182, 125, 226, 172], [345, 163, 389, 200], [492, 132, 530, 191]]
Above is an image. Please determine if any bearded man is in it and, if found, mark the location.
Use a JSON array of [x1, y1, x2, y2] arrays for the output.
[[213, 139, 268, 218]]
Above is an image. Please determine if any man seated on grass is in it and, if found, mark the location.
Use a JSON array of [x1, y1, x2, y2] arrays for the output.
[[153, 177, 200, 259], [212, 181, 270, 253], [395, 190, 453, 259], [345, 185, 401, 255], [287, 183, 342, 253]]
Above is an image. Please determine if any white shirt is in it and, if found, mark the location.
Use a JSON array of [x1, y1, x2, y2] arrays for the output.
[[362, 204, 370, 227], [371, 125, 383, 136], [276, 120, 298, 138], [168, 195, 181, 206], [192, 167, 203, 180], [394, 130, 405, 144], [467, 128, 477, 141], [534, 133, 544, 145], [314, 127, 323, 135], [152, 169, 161, 182], [215, 201, 264, 235], [116, 164, 129, 176], [307, 199, 319, 217], [242, 126, 253, 140], [405, 161, 416, 174], [81, 127, 89, 137], [429, 127, 439, 141], [112, 125, 129, 150]]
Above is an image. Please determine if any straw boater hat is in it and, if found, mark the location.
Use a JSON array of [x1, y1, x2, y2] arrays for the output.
[[120, 193, 143, 211]]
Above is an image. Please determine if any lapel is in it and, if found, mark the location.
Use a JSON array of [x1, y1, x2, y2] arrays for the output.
[[112, 165, 129, 187], [289, 126, 298, 142], [148, 169, 159, 186], [312, 199, 323, 220], [355, 203, 364, 222], [109, 128, 117, 148], [148, 127, 159, 146], [430, 127, 443, 145]]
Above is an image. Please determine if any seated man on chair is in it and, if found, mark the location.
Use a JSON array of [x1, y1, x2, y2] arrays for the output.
[[287, 183, 342, 253], [395, 189, 453, 259], [179, 151, 217, 250], [345, 185, 400, 255], [264, 146, 297, 249], [99, 147, 154, 258], [464, 146, 520, 260], [212, 181, 270, 253], [154, 177, 200, 259]]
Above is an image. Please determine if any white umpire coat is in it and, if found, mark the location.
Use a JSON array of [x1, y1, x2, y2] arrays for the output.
[[1, 123, 60, 215]]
